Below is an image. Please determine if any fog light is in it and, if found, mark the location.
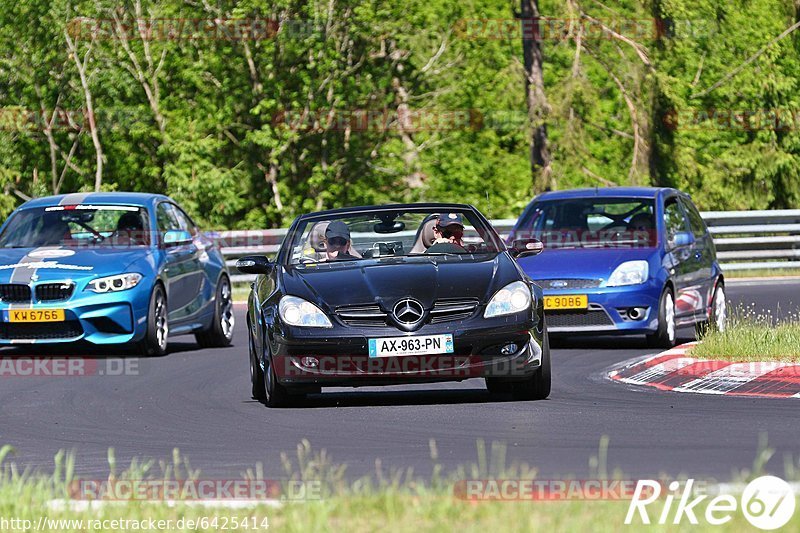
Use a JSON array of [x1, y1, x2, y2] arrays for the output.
[[500, 343, 518, 355], [300, 357, 319, 368], [628, 307, 647, 320]]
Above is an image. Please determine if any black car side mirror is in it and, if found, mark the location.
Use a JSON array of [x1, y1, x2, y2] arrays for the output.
[[509, 239, 544, 258], [236, 255, 273, 274]]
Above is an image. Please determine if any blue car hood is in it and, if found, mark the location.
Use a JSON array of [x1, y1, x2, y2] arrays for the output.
[[0, 247, 154, 283], [516, 247, 657, 281]]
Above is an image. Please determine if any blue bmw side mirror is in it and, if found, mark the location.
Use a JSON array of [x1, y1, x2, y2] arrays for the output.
[[163, 229, 192, 246]]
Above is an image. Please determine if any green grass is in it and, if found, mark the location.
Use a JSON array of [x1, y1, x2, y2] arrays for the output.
[[692, 306, 800, 362], [1, 440, 799, 532], [725, 268, 800, 279]]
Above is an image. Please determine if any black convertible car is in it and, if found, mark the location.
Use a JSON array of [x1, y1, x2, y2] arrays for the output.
[[237, 203, 550, 407]]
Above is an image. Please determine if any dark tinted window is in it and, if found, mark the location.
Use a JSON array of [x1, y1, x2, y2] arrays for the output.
[[664, 199, 688, 245], [156, 203, 181, 232], [680, 197, 707, 238]]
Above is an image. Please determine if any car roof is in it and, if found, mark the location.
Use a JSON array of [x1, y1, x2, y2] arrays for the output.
[[534, 187, 681, 201], [295, 202, 480, 220], [19, 192, 169, 210]]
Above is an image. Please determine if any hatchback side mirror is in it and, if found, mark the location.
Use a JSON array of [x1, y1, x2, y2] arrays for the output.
[[670, 231, 695, 248], [236, 255, 273, 274], [510, 239, 544, 258]]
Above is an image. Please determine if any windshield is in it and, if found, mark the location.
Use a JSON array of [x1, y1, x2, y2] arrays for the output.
[[0, 205, 151, 248], [285, 208, 501, 265], [516, 197, 656, 249]]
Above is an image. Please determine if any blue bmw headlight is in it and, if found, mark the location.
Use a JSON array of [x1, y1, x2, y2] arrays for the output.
[[87, 273, 143, 293]]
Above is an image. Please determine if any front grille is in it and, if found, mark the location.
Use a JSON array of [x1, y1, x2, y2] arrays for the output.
[[335, 304, 388, 327], [429, 298, 479, 323], [0, 321, 83, 340], [35, 283, 75, 302], [534, 279, 601, 290], [0, 284, 32, 303], [546, 309, 614, 328]]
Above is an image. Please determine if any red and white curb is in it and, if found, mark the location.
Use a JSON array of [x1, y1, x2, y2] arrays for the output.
[[608, 343, 800, 398]]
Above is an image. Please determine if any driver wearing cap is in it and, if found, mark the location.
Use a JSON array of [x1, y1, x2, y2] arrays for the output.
[[426, 213, 466, 254], [325, 220, 360, 261]]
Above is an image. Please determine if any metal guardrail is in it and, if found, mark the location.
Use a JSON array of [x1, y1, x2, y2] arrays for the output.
[[219, 210, 800, 283]]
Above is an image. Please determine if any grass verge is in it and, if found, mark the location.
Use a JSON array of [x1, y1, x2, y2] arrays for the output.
[[692, 306, 800, 362], [1, 440, 799, 532]]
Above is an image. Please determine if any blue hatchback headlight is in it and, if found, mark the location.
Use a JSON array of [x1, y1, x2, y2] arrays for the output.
[[607, 261, 649, 287], [87, 273, 143, 293]]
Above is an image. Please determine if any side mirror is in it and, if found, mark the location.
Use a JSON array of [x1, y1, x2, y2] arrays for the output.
[[163, 229, 192, 246], [670, 231, 695, 248], [236, 255, 273, 275], [510, 238, 544, 258]]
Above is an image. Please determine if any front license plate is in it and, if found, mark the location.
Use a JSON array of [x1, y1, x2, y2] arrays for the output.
[[544, 295, 589, 310], [2, 309, 66, 323], [368, 334, 454, 358]]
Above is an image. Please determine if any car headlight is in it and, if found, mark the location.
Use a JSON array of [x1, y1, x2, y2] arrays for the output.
[[607, 260, 649, 287], [88, 273, 143, 293], [484, 281, 532, 318], [279, 296, 332, 328]]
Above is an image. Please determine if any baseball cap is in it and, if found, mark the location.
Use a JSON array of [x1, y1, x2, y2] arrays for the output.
[[325, 220, 351, 241], [437, 213, 464, 228]]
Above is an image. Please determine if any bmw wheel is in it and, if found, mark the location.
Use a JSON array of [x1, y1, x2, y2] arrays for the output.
[[648, 287, 676, 349], [138, 284, 168, 356], [195, 275, 235, 348]]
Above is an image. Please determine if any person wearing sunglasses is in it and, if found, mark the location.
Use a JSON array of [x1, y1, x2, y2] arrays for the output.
[[324, 220, 360, 261], [426, 213, 467, 254]]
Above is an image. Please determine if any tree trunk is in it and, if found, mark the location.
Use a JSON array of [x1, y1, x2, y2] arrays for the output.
[[520, 0, 553, 192]]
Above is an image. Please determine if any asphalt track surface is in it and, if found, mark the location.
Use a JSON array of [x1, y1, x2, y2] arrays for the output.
[[1, 280, 799, 482]]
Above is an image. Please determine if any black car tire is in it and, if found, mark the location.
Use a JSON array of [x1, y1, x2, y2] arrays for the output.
[[195, 275, 234, 348], [695, 282, 726, 338], [249, 328, 267, 402], [137, 284, 168, 357], [511, 331, 551, 401], [647, 286, 677, 349], [485, 378, 514, 396], [261, 348, 305, 407]]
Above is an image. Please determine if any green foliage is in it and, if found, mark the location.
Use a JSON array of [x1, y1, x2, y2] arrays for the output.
[[1, 0, 799, 227]]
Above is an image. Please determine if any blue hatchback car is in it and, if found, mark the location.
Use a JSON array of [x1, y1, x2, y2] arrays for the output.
[[507, 187, 726, 347], [0, 192, 234, 355]]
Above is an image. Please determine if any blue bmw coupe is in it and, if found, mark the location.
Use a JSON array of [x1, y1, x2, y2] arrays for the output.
[[507, 187, 725, 348], [0, 192, 234, 355]]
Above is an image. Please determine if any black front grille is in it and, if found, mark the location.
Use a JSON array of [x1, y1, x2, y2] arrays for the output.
[[429, 298, 479, 323], [0, 284, 32, 303], [35, 283, 75, 302], [336, 304, 388, 327], [534, 279, 601, 290], [0, 321, 83, 340], [546, 309, 614, 328]]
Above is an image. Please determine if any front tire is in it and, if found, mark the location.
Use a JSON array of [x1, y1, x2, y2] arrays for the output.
[[511, 331, 551, 401], [262, 349, 296, 408], [249, 326, 266, 402], [647, 287, 677, 349], [195, 275, 235, 348], [137, 284, 168, 357]]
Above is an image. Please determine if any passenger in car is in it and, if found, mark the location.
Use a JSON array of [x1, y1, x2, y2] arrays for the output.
[[325, 221, 360, 261], [426, 213, 467, 254]]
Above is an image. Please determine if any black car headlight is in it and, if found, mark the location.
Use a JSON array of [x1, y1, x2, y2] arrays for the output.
[[87, 273, 143, 293], [484, 281, 532, 318], [279, 296, 333, 328]]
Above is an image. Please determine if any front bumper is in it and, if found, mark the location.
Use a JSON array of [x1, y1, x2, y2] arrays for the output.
[[268, 318, 544, 388], [0, 285, 151, 345], [543, 281, 662, 335]]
